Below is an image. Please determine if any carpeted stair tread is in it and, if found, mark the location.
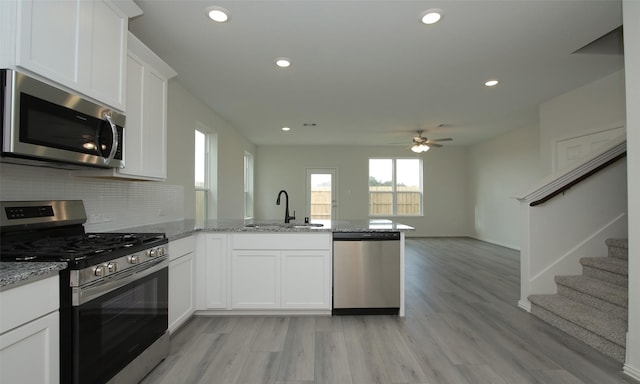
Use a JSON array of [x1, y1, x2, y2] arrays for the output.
[[606, 238, 628, 259], [555, 275, 628, 308], [580, 256, 628, 276], [528, 294, 627, 346], [605, 238, 628, 249], [530, 299, 626, 362]]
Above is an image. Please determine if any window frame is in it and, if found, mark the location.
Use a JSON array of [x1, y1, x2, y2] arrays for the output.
[[368, 157, 423, 217], [195, 129, 209, 227], [244, 151, 254, 219]]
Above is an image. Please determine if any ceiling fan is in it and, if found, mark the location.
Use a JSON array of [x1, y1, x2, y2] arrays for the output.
[[410, 130, 452, 153]]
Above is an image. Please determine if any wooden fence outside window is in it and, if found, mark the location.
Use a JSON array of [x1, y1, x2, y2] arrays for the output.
[[310, 187, 421, 218]]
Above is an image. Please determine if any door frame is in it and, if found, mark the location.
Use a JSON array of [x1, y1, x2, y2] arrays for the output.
[[305, 168, 338, 220]]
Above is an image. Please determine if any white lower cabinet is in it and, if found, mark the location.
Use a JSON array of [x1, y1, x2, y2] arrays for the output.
[[168, 236, 195, 333], [229, 233, 332, 311], [281, 250, 331, 309], [195, 232, 331, 313], [0, 312, 59, 384], [0, 275, 59, 384], [196, 234, 228, 310], [231, 250, 280, 309]]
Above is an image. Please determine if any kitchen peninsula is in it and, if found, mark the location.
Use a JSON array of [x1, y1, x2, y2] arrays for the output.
[[122, 219, 413, 330], [0, 219, 413, 341]]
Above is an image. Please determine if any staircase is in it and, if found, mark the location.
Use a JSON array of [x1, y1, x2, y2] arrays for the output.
[[528, 238, 628, 362]]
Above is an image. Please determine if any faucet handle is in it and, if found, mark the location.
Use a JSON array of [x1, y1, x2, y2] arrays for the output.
[[291, 211, 296, 220]]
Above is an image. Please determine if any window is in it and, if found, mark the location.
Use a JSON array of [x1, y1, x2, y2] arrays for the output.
[[369, 158, 422, 216], [244, 152, 254, 219], [195, 129, 208, 227]]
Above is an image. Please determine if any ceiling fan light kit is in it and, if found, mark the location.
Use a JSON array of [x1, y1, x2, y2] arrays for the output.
[[408, 130, 452, 152], [411, 143, 430, 153]]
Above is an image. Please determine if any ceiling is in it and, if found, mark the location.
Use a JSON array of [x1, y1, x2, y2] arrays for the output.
[[128, 0, 624, 148]]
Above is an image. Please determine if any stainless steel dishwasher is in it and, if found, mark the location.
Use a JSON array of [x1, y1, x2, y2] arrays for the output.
[[332, 231, 401, 315]]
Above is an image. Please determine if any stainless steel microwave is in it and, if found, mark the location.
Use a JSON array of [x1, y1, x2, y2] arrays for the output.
[[1, 69, 124, 169]]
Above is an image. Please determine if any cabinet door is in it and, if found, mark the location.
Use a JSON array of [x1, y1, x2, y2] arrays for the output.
[[120, 54, 145, 177], [200, 235, 227, 309], [169, 253, 194, 333], [117, 39, 170, 180], [86, 0, 127, 110], [0, 311, 59, 384], [16, 0, 82, 84], [139, 68, 167, 179], [15, 0, 129, 111], [231, 250, 280, 309], [281, 250, 331, 309]]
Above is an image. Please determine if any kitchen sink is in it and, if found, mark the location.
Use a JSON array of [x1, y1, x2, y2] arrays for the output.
[[244, 223, 288, 229], [244, 222, 324, 229], [292, 223, 324, 228]]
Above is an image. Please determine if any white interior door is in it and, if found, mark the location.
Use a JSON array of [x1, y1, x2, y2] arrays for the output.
[[306, 168, 337, 221]]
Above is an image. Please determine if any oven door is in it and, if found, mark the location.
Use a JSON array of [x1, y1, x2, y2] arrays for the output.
[[71, 258, 168, 384]]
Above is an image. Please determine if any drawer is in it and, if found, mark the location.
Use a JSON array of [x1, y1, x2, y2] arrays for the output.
[[231, 233, 331, 250], [0, 275, 59, 334], [169, 236, 195, 261]]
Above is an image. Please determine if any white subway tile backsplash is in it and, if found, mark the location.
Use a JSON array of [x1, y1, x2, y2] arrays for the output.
[[0, 163, 184, 232]]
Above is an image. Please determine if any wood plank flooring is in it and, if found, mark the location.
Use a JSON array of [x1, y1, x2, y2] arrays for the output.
[[141, 237, 636, 384]]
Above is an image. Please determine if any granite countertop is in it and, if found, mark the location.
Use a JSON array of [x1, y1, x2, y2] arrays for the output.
[[0, 262, 67, 291], [119, 218, 414, 241], [1, 218, 413, 289]]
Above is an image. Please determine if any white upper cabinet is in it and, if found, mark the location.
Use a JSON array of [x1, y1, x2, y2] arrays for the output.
[[118, 34, 176, 180], [7, 0, 142, 111], [76, 33, 176, 180]]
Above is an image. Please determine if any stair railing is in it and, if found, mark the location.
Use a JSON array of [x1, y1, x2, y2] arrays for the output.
[[515, 135, 628, 311]]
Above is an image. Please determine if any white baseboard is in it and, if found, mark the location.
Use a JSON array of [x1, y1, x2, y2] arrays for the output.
[[194, 309, 332, 316], [623, 363, 640, 381], [518, 299, 531, 312]]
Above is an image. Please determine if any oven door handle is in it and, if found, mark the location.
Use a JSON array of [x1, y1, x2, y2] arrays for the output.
[[72, 257, 168, 306]]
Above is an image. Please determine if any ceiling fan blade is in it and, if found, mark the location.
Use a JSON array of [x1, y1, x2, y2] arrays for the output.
[[428, 138, 453, 142]]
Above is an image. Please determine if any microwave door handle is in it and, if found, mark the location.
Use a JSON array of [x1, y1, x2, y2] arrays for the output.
[[102, 113, 118, 165]]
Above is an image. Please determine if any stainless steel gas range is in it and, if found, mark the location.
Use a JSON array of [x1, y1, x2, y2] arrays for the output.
[[0, 200, 169, 384]]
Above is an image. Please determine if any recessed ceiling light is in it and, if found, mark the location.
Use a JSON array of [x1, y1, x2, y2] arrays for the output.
[[275, 58, 291, 68], [420, 9, 442, 25], [207, 6, 229, 23], [485, 79, 499, 87], [282, 127, 291, 131]]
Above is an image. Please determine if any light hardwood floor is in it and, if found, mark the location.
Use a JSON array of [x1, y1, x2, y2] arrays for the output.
[[141, 237, 636, 384]]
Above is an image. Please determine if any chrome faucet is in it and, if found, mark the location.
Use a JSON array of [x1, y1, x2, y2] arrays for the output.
[[276, 190, 295, 223]]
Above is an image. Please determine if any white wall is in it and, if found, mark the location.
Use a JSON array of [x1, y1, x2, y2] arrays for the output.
[[254, 145, 470, 237], [468, 123, 543, 249], [623, 0, 640, 379], [539, 70, 626, 173], [166, 80, 255, 220]]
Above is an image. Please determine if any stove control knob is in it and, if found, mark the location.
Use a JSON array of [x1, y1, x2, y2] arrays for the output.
[[94, 264, 106, 277], [157, 247, 166, 257], [107, 262, 118, 273], [147, 248, 157, 258], [128, 255, 140, 264]]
